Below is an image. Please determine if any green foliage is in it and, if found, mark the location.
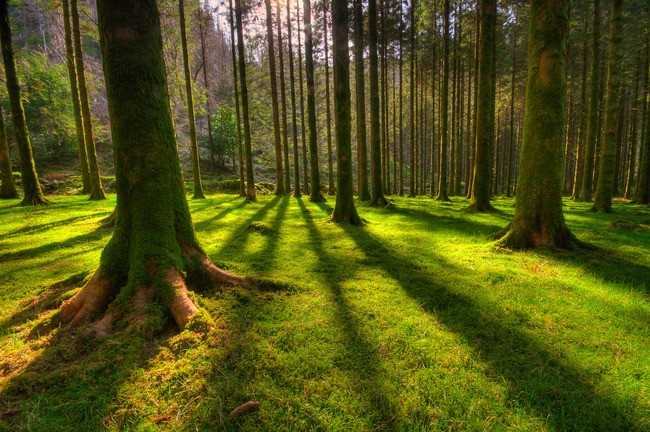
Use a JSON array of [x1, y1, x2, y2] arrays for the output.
[[208, 103, 238, 163], [13, 51, 77, 163], [0, 195, 648, 430]]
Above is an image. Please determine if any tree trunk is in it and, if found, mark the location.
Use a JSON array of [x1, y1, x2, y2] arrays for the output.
[[591, 0, 623, 213], [228, 0, 246, 198], [354, 0, 370, 201], [179, 0, 205, 199], [398, 12, 404, 196], [625, 49, 642, 199], [323, 9, 335, 195], [496, 0, 577, 249], [265, 0, 285, 195], [296, 2, 309, 194], [286, 0, 301, 197], [578, 0, 600, 202], [632, 30, 650, 204], [408, 0, 416, 198], [57, 0, 247, 335], [572, 22, 589, 200], [277, 0, 291, 194], [198, 6, 216, 172], [436, 0, 451, 201], [330, 0, 361, 224], [506, 27, 516, 198], [368, 0, 388, 206], [0, 0, 47, 206], [0, 104, 17, 199], [235, 0, 256, 201], [71, 0, 107, 201], [62, 0, 90, 194]]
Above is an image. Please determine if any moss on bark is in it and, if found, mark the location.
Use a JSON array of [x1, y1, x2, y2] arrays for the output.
[[0, 104, 18, 199]]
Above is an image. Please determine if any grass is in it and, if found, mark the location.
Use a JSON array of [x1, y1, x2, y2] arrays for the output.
[[0, 193, 648, 431]]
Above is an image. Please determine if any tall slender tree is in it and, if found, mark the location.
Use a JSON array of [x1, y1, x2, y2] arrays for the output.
[[591, 0, 624, 213], [435, 0, 451, 202], [330, 0, 361, 224], [235, 0, 256, 201], [632, 29, 650, 204], [198, 5, 216, 171], [0, 0, 47, 206], [277, 0, 291, 193], [496, 0, 577, 249], [0, 104, 17, 199], [354, 0, 370, 201], [265, 0, 285, 195], [408, 0, 416, 198], [179, 0, 205, 199], [228, 0, 246, 197], [572, 22, 589, 200], [323, 6, 335, 195], [296, 2, 310, 194], [286, 0, 301, 197]]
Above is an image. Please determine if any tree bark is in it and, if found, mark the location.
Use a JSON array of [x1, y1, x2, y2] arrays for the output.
[[435, 0, 451, 201], [408, 0, 416, 198], [625, 48, 642, 199], [286, 0, 301, 197], [0, 103, 17, 199], [228, 0, 246, 197], [323, 8, 335, 195], [276, 0, 291, 194], [572, 21, 589, 200], [198, 6, 216, 172], [330, 0, 361, 224], [354, 0, 370, 201], [632, 30, 650, 204], [296, 2, 309, 194], [496, 0, 577, 249]]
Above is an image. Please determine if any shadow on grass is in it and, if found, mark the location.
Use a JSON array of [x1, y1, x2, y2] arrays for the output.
[[337, 224, 637, 431], [193, 199, 250, 231]]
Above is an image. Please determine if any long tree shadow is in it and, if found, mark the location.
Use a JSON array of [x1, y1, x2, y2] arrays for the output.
[[245, 196, 289, 276], [193, 198, 250, 231], [338, 225, 638, 430], [297, 198, 398, 430]]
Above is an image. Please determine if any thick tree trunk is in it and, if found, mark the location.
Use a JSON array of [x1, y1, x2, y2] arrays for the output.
[[228, 0, 246, 198], [496, 0, 577, 249], [354, 0, 370, 201], [435, 0, 451, 202], [578, 0, 600, 202], [0, 104, 17, 199], [235, 0, 256, 201], [179, 0, 205, 199], [368, 0, 388, 206], [58, 0, 247, 335], [276, 0, 291, 194], [330, 0, 361, 224], [62, 0, 90, 194], [591, 0, 624, 213], [632, 32, 650, 204], [71, 0, 106, 201], [265, 0, 285, 195], [303, 0, 324, 202], [0, 0, 47, 206]]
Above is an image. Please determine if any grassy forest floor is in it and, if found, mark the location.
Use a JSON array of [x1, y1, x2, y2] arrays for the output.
[[0, 193, 648, 431]]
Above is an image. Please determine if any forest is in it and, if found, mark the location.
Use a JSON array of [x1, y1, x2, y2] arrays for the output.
[[0, 0, 648, 429]]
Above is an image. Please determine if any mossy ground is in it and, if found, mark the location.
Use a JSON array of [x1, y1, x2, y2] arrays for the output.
[[0, 193, 648, 431]]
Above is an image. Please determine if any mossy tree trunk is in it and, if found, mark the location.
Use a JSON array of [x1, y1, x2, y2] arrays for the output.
[[179, 0, 205, 200], [591, 0, 624, 213], [58, 0, 247, 335], [468, 0, 496, 211], [505, 29, 516, 198], [228, 0, 246, 198], [496, 0, 576, 250], [578, 0, 600, 202], [435, 0, 451, 202], [0, 0, 47, 206], [353, 0, 370, 201], [632, 30, 650, 204], [62, 0, 90, 194], [286, 0, 301, 198], [303, 0, 325, 202], [368, 0, 388, 207], [264, 0, 285, 195], [235, 0, 256, 201], [71, 0, 106, 201], [323, 9, 335, 196], [624, 49, 642, 199], [330, 0, 361, 224], [572, 25, 589, 200], [0, 104, 18, 199], [276, 0, 291, 194]]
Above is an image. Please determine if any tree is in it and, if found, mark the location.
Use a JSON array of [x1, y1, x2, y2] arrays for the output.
[[632, 31, 650, 204], [330, 0, 361, 224], [296, 2, 309, 194], [323, 5, 335, 195], [57, 0, 247, 334], [277, 0, 291, 194], [0, 0, 47, 206], [578, 0, 601, 202], [286, 0, 301, 197], [496, 0, 577, 249], [71, 0, 106, 201], [408, 0, 416, 198], [228, 0, 246, 198], [368, 0, 388, 206], [0, 103, 17, 199], [61, 0, 90, 194], [435, 0, 451, 202], [265, 0, 285, 195], [304, 0, 325, 202], [591, 0, 624, 213], [353, 0, 370, 201], [235, 0, 257, 201], [197, 5, 216, 171], [468, 0, 497, 211]]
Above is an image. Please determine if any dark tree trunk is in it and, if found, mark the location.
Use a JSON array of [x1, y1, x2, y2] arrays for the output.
[[277, 0, 291, 194], [578, 0, 600, 202], [330, 0, 361, 224], [408, 0, 416, 198], [265, 0, 285, 195], [57, 0, 247, 335], [179, 0, 205, 199], [235, 0, 256, 201], [354, 0, 370, 201], [625, 49, 642, 199], [591, 0, 624, 213], [0, 0, 47, 206], [286, 0, 301, 197], [496, 0, 577, 249], [62, 0, 90, 194], [0, 104, 17, 199], [398, 12, 404, 196], [228, 0, 246, 198], [323, 9, 335, 195], [632, 28, 650, 204], [198, 6, 216, 172], [436, 0, 451, 201], [296, 2, 309, 194], [572, 22, 589, 200], [506, 28, 516, 198]]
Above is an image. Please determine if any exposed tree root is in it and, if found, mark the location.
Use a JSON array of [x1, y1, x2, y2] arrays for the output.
[[466, 201, 496, 212], [167, 269, 199, 330], [184, 246, 251, 287], [100, 208, 116, 226], [368, 196, 392, 208], [59, 271, 115, 328]]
